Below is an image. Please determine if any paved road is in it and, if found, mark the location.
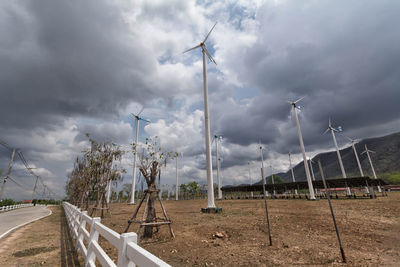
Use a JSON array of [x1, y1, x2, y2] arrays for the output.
[[0, 206, 52, 239]]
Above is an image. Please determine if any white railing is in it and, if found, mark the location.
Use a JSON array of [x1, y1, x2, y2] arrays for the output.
[[0, 203, 33, 212], [63, 202, 171, 267]]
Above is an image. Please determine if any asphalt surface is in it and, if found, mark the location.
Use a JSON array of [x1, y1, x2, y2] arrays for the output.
[[0, 205, 52, 239]]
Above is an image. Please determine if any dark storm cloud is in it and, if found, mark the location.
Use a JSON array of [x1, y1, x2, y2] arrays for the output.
[[0, 0, 159, 131], [211, 1, 400, 155]]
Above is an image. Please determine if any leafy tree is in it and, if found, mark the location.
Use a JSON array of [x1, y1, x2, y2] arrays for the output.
[[187, 181, 199, 195], [0, 198, 15, 207], [267, 175, 284, 184]]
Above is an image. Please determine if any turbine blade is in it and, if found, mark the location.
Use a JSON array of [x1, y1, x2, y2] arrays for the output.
[[183, 44, 201, 54], [344, 136, 353, 142], [203, 22, 217, 43], [323, 128, 330, 135], [294, 96, 305, 104], [137, 106, 144, 116], [329, 117, 331, 128], [369, 150, 376, 153], [204, 46, 217, 65], [360, 150, 367, 155]]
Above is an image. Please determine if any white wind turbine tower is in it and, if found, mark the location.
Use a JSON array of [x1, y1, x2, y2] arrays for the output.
[[323, 118, 351, 196], [214, 134, 223, 200], [288, 152, 298, 195], [308, 156, 316, 181], [130, 108, 150, 204], [259, 144, 268, 197], [248, 161, 254, 198], [288, 97, 316, 200], [361, 145, 382, 193], [183, 22, 218, 209], [174, 152, 182, 201], [270, 165, 276, 195], [346, 136, 369, 194]]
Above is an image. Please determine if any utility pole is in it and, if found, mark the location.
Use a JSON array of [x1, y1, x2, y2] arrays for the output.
[[0, 149, 16, 200]]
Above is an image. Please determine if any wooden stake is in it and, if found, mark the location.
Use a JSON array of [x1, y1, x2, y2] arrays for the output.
[[318, 159, 346, 263]]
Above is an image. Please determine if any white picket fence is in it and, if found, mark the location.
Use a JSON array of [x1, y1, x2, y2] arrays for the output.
[[0, 203, 33, 212], [63, 202, 171, 267]]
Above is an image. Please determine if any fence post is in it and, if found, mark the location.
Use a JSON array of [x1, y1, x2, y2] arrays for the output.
[[85, 217, 101, 266], [76, 211, 88, 250], [117, 232, 137, 267]]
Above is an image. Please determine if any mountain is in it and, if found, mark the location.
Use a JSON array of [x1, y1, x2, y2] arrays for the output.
[[278, 131, 400, 182]]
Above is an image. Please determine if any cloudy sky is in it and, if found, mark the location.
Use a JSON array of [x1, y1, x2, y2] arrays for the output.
[[1, 0, 399, 200]]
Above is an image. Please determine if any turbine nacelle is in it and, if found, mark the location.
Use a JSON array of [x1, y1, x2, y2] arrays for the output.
[[183, 22, 217, 65]]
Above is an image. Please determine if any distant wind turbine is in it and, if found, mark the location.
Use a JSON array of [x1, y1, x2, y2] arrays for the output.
[[259, 143, 267, 197], [323, 118, 351, 196], [288, 152, 297, 195], [361, 145, 382, 193], [345, 136, 369, 194], [183, 22, 218, 209], [288, 97, 316, 200], [248, 161, 253, 198], [130, 107, 150, 204]]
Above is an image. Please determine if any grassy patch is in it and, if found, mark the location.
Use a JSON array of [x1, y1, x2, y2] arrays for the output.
[[12, 246, 57, 257]]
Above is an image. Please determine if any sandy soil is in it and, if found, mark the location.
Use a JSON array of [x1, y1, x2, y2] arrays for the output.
[[96, 192, 400, 267], [0, 206, 82, 267]]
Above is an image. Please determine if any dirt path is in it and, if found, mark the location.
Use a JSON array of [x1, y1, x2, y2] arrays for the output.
[[96, 192, 400, 266], [0, 206, 82, 266]]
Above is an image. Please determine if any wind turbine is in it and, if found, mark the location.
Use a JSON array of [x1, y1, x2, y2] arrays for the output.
[[288, 97, 316, 200], [346, 137, 369, 194], [308, 156, 316, 181], [259, 143, 268, 197], [323, 118, 351, 196], [361, 145, 382, 193], [214, 134, 223, 200], [174, 152, 182, 201], [288, 152, 298, 195], [270, 165, 276, 196], [345, 137, 364, 176], [183, 22, 217, 210], [248, 161, 254, 198], [130, 107, 150, 204]]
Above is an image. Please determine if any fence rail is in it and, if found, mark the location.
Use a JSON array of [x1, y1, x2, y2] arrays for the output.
[[62, 202, 171, 267], [0, 203, 33, 212]]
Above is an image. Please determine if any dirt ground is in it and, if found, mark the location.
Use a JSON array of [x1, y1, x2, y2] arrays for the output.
[[96, 192, 400, 267], [0, 206, 82, 267]]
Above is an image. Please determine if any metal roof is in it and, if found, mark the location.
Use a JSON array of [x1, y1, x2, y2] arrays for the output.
[[221, 177, 387, 192]]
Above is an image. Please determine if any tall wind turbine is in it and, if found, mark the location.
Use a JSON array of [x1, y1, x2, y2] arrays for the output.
[[308, 156, 316, 181], [345, 137, 364, 176], [214, 134, 223, 200], [323, 119, 351, 195], [288, 152, 297, 195], [288, 98, 316, 200], [346, 137, 369, 194], [361, 145, 382, 193], [183, 22, 217, 209], [130, 108, 150, 204]]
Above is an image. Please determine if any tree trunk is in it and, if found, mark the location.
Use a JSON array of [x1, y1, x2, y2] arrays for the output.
[[143, 190, 156, 238]]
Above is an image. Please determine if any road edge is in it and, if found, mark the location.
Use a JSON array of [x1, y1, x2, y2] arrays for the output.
[[0, 206, 54, 240]]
